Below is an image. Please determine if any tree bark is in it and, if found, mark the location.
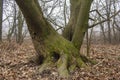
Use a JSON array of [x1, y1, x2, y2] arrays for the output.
[[63, 0, 93, 50], [15, 0, 90, 77], [100, 22, 106, 44], [106, 0, 112, 44], [63, 0, 81, 41], [16, 10, 24, 45], [72, 0, 92, 49], [0, 0, 3, 42]]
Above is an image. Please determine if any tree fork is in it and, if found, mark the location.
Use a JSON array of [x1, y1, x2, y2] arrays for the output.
[[15, 0, 91, 77]]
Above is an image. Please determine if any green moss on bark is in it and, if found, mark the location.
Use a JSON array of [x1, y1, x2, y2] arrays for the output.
[[15, 0, 93, 78]]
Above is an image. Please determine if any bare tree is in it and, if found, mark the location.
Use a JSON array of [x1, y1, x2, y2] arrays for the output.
[[16, 10, 25, 45], [7, 1, 17, 42], [0, 0, 3, 42]]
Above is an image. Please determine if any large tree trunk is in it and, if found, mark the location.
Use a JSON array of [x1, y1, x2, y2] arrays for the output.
[[15, 0, 92, 77], [62, 0, 80, 41], [63, 0, 93, 49]]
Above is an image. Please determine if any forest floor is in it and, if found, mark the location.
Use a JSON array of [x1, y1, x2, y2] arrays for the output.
[[0, 40, 120, 80]]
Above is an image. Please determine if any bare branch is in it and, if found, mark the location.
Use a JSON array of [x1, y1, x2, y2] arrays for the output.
[[89, 10, 120, 28], [90, 9, 106, 19]]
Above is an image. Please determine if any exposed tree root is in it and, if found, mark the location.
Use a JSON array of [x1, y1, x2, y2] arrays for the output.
[[35, 36, 91, 78], [36, 52, 90, 78], [57, 53, 69, 77]]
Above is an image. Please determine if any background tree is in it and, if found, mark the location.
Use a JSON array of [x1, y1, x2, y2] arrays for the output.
[[3, 0, 28, 44], [89, 0, 120, 44], [0, 0, 3, 42], [16, 10, 25, 45], [7, 0, 17, 42]]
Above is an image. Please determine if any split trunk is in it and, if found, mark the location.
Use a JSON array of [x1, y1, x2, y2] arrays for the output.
[[15, 0, 93, 77]]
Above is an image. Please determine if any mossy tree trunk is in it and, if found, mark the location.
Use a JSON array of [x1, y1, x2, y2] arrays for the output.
[[15, 0, 93, 77], [62, 0, 81, 41], [63, 0, 93, 49]]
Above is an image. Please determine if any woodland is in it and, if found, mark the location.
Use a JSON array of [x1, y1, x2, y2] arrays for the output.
[[0, 0, 120, 80]]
